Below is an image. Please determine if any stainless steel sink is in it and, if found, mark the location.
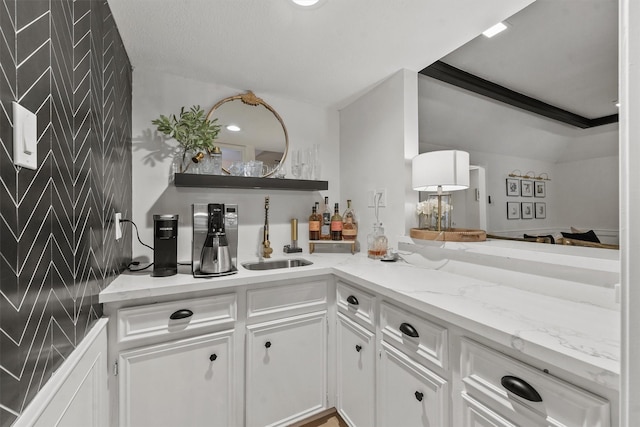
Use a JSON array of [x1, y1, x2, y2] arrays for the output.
[[241, 258, 313, 271]]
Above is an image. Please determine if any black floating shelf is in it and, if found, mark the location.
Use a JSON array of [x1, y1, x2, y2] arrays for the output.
[[174, 173, 328, 191]]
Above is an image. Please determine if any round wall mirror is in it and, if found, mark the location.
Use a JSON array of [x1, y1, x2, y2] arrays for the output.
[[206, 91, 288, 177]]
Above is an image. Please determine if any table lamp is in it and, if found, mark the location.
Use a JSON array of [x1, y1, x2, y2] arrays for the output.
[[412, 150, 470, 232]]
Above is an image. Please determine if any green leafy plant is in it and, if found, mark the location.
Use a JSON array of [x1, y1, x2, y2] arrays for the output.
[[152, 105, 221, 172]]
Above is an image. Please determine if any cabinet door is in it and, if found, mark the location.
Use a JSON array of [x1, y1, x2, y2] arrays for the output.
[[461, 393, 520, 427], [378, 342, 449, 427], [337, 313, 376, 427], [246, 311, 327, 427], [118, 330, 234, 427]]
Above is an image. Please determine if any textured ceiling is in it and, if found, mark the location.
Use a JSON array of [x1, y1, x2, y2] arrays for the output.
[[107, 0, 533, 108]]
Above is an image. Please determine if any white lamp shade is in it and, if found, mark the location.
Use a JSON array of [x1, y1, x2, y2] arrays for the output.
[[412, 150, 470, 192]]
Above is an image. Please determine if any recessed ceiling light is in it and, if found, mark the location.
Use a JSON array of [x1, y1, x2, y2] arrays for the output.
[[482, 22, 508, 38], [226, 125, 241, 132], [291, 0, 320, 6]]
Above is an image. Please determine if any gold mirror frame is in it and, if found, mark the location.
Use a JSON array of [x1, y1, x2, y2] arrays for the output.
[[206, 91, 289, 178]]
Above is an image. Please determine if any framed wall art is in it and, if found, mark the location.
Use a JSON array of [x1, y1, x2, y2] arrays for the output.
[[534, 181, 546, 197], [521, 180, 533, 197], [535, 202, 546, 219], [507, 202, 520, 220], [521, 202, 534, 219], [506, 178, 519, 196]]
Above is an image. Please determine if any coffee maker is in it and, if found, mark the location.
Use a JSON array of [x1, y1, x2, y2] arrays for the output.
[[152, 214, 179, 277], [192, 203, 238, 277]]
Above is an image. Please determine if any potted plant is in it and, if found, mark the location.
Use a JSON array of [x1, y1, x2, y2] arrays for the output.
[[152, 105, 221, 173]]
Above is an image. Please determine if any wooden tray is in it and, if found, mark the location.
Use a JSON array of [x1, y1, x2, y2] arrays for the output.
[[410, 228, 487, 242]]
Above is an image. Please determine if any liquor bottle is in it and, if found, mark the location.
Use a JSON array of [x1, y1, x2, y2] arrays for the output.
[[320, 197, 331, 240], [331, 203, 343, 240], [308, 205, 320, 240], [342, 199, 357, 241]]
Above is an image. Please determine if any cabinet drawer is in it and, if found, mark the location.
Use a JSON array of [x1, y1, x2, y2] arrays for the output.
[[336, 281, 375, 329], [380, 301, 448, 371], [117, 293, 236, 344], [460, 338, 610, 427], [247, 279, 327, 322]]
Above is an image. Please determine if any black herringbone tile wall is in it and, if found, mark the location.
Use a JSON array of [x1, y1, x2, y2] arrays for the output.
[[0, 1, 132, 424]]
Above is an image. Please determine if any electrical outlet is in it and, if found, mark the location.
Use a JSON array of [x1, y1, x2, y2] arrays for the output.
[[114, 212, 122, 240]]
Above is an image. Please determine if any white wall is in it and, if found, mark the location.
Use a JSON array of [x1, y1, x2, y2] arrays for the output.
[[131, 67, 340, 261], [339, 69, 419, 250], [555, 156, 619, 242]]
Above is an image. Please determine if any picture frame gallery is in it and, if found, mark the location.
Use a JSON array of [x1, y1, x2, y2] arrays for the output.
[[505, 178, 547, 220]]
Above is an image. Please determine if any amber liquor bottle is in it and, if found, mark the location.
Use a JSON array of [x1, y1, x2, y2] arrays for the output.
[[308, 205, 320, 240], [331, 203, 343, 240], [342, 199, 357, 241], [320, 197, 331, 240]]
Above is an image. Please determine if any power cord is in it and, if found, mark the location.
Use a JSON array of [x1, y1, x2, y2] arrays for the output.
[[120, 219, 153, 251], [120, 219, 154, 271]]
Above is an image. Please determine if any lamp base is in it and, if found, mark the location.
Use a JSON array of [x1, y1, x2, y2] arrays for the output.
[[410, 228, 487, 242]]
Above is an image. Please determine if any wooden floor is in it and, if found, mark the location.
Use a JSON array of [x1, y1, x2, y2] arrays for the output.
[[289, 408, 348, 427]]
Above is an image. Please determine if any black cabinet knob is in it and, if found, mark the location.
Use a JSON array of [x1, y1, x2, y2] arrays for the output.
[[501, 375, 543, 402], [400, 322, 419, 338], [346, 295, 359, 306], [209, 354, 217, 362], [169, 309, 193, 320], [355, 344, 362, 352], [265, 341, 272, 349], [415, 391, 424, 402]]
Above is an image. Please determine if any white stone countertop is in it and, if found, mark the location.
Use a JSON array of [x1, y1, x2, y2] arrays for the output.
[[99, 251, 620, 390]]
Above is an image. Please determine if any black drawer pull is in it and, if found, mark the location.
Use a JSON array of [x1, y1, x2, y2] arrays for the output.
[[414, 391, 424, 402], [399, 322, 419, 338], [501, 375, 543, 402], [209, 354, 217, 362], [265, 341, 272, 349], [169, 309, 193, 320], [346, 295, 359, 306], [355, 345, 362, 352]]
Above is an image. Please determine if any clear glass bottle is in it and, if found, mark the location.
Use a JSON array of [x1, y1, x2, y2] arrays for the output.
[[342, 199, 357, 241], [331, 203, 343, 240], [367, 223, 388, 259], [309, 205, 320, 240], [320, 197, 331, 240]]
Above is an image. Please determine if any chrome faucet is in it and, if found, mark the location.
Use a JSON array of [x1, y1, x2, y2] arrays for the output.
[[262, 196, 273, 258]]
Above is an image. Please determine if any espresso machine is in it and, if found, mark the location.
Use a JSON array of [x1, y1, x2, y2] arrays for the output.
[[192, 203, 238, 277]]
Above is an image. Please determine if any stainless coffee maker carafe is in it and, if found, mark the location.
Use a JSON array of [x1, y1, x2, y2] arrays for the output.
[[192, 203, 238, 277]]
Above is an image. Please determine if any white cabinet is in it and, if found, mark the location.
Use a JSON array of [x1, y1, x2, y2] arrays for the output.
[[460, 393, 519, 427], [378, 342, 449, 427], [107, 292, 238, 427], [118, 330, 234, 427], [336, 313, 376, 427], [458, 338, 611, 427], [245, 311, 328, 427], [244, 278, 329, 426]]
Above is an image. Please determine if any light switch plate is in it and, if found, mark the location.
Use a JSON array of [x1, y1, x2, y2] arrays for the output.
[[13, 102, 38, 170]]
